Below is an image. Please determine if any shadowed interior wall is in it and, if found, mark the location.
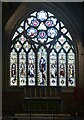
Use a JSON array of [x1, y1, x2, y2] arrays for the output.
[[2, 2, 84, 116]]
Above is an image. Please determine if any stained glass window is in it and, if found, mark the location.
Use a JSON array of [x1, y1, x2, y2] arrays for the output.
[[10, 10, 76, 87]]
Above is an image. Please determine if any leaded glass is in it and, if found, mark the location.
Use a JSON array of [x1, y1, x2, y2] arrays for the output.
[[58, 35, 66, 44], [27, 28, 37, 38], [66, 32, 72, 40], [38, 46, 47, 86], [12, 32, 18, 40], [25, 22, 29, 30], [19, 49, 26, 86], [59, 50, 66, 86], [54, 42, 61, 52], [47, 28, 57, 38], [63, 42, 70, 52], [19, 35, 26, 44], [50, 49, 57, 86], [23, 41, 31, 52], [55, 23, 59, 30], [10, 49, 17, 86], [37, 10, 47, 21], [31, 18, 39, 27], [20, 21, 24, 27], [38, 22, 47, 30], [61, 27, 67, 34], [48, 12, 54, 17], [17, 27, 24, 33], [30, 11, 37, 17], [60, 21, 64, 27], [68, 50, 75, 87], [45, 20, 53, 27], [10, 10, 76, 87], [28, 49, 35, 86], [15, 41, 22, 51], [27, 17, 34, 25]]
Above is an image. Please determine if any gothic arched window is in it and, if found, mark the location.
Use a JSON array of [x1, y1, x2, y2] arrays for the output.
[[10, 10, 76, 87]]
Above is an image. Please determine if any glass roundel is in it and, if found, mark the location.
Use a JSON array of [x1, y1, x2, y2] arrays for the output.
[[10, 10, 76, 87]]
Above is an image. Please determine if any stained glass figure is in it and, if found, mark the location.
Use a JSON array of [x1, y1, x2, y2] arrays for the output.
[[68, 50, 75, 86], [59, 50, 66, 86], [19, 49, 26, 86], [38, 46, 47, 86], [50, 50, 57, 86], [10, 49, 17, 86], [28, 49, 35, 86]]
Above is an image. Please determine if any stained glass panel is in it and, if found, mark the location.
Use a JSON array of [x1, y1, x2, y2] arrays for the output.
[[12, 32, 18, 40], [10, 10, 76, 87], [38, 46, 47, 86], [54, 42, 61, 52], [17, 27, 24, 33], [61, 27, 67, 34], [28, 49, 35, 86], [50, 50, 57, 86], [10, 49, 17, 86], [68, 50, 75, 87], [15, 41, 22, 51], [63, 42, 70, 52], [19, 49, 26, 86], [59, 50, 66, 86], [31, 18, 39, 27], [38, 22, 47, 30], [23, 41, 31, 52], [37, 10, 47, 21], [27, 28, 37, 38], [19, 35, 26, 44], [47, 28, 57, 38], [58, 35, 66, 44]]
